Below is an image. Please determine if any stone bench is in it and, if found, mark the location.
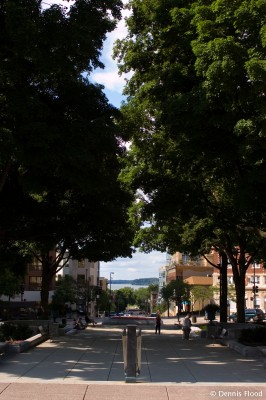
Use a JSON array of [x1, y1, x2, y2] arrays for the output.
[[5, 325, 48, 354], [228, 340, 262, 357], [5, 333, 47, 354], [65, 328, 79, 335]]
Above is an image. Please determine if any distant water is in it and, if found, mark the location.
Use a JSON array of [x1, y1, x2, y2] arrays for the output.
[[111, 283, 148, 291]]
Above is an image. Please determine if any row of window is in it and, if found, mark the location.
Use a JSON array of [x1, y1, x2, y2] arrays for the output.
[[228, 276, 266, 285]]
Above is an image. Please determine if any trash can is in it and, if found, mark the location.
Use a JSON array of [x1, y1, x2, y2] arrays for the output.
[[192, 315, 197, 323], [122, 325, 142, 382]]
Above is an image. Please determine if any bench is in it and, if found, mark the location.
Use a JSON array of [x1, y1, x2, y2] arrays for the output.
[[0, 342, 7, 354]]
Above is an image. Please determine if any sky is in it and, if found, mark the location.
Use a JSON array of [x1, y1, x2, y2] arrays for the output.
[[42, 1, 167, 280]]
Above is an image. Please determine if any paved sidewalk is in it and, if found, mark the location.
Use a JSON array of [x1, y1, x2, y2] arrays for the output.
[[0, 323, 265, 400]]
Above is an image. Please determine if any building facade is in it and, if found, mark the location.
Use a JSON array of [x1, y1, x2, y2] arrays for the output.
[[164, 251, 266, 314], [0, 253, 102, 317]]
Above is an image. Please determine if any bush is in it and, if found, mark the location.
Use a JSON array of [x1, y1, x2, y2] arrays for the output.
[[0, 323, 33, 342], [238, 327, 266, 345]]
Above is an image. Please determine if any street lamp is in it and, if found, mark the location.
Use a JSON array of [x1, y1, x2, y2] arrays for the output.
[[109, 272, 114, 316]]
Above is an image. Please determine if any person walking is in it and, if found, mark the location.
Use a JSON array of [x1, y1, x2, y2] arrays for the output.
[[182, 312, 192, 340], [155, 311, 161, 334]]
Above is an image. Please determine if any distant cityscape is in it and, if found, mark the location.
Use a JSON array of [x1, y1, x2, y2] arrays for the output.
[[111, 278, 159, 286]]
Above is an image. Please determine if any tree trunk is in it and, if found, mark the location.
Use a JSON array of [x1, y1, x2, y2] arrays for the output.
[[234, 259, 247, 323], [228, 245, 247, 323], [40, 255, 55, 319], [219, 252, 228, 323]]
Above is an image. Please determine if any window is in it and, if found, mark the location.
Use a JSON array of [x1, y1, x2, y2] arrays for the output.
[[78, 260, 85, 268], [28, 258, 42, 271], [250, 276, 260, 284], [182, 253, 190, 264], [29, 276, 42, 290]]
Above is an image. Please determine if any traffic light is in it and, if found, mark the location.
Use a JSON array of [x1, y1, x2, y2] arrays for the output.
[[253, 286, 259, 293]]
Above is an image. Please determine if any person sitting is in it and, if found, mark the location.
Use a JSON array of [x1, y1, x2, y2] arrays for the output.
[[78, 317, 86, 329], [85, 314, 96, 326], [73, 318, 81, 330]]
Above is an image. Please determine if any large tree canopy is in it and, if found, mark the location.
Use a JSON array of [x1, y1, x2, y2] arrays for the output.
[[0, 0, 134, 311], [115, 0, 266, 321]]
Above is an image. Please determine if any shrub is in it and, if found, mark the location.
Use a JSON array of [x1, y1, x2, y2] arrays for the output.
[[238, 327, 266, 345], [0, 323, 33, 342]]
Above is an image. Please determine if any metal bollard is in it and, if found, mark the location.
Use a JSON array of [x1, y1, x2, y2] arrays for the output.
[[122, 325, 142, 383]]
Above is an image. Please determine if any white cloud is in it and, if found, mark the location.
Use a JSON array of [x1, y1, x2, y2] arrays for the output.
[[41, 0, 74, 10], [91, 4, 131, 99], [92, 70, 128, 92], [101, 251, 167, 280], [42, 1, 130, 105]]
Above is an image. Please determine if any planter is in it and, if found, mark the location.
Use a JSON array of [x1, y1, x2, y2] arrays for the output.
[[5, 333, 48, 354], [206, 312, 216, 322]]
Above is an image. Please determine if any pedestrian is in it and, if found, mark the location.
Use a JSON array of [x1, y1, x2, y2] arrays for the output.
[[155, 311, 161, 334], [182, 312, 192, 340]]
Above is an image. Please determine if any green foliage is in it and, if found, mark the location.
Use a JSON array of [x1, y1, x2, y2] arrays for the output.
[[0, 269, 22, 298], [0, 323, 33, 342], [51, 276, 78, 315], [190, 285, 214, 310], [239, 327, 266, 345], [115, 0, 266, 323], [114, 287, 136, 311], [134, 287, 149, 310], [98, 290, 110, 312], [0, 0, 134, 312]]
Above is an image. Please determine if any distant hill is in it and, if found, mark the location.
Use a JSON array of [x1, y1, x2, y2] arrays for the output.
[[112, 278, 159, 286]]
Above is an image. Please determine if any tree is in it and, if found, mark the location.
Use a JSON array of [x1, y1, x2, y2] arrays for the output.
[[190, 285, 214, 315], [0, 269, 22, 301], [114, 287, 136, 311], [51, 276, 78, 317], [160, 285, 172, 318], [0, 243, 30, 300], [98, 290, 110, 314], [115, 0, 266, 322], [0, 0, 134, 313], [160, 280, 190, 318], [134, 287, 149, 310]]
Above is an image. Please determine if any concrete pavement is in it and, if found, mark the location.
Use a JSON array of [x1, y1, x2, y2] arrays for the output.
[[0, 320, 265, 399]]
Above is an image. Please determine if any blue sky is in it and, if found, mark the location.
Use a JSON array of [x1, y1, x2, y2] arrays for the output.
[[43, 1, 167, 280]]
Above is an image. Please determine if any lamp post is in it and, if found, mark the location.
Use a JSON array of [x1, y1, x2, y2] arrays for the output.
[[253, 263, 256, 309], [20, 283, 25, 302], [85, 267, 90, 315], [109, 272, 114, 316]]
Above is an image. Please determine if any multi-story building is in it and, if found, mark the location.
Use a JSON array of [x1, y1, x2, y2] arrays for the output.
[[0, 253, 102, 317], [160, 249, 266, 314], [164, 252, 215, 314], [58, 257, 100, 317], [166, 252, 215, 282], [223, 261, 266, 312], [0, 251, 57, 303]]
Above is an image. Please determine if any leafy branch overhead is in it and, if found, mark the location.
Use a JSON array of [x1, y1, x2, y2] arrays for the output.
[[0, 0, 133, 312], [115, 0, 266, 322]]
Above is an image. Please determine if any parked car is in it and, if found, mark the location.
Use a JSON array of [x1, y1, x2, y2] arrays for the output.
[[229, 308, 265, 322]]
